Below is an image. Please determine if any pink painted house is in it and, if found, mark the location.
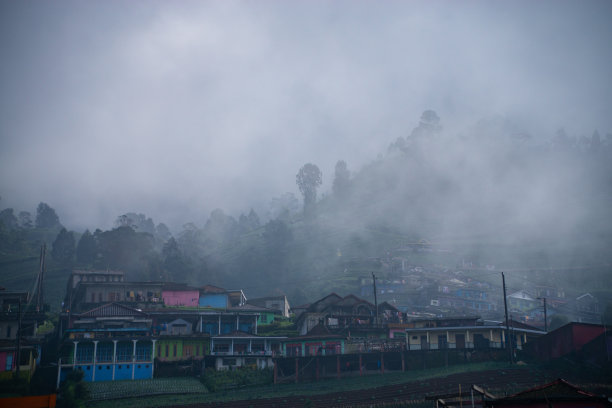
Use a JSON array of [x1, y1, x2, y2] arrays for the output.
[[162, 283, 199, 307]]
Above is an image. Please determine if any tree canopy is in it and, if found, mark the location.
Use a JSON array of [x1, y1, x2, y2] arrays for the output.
[[296, 163, 322, 217], [35, 202, 62, 229]]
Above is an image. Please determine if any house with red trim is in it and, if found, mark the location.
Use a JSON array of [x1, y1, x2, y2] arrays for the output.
[[524, 322, 606, 361]]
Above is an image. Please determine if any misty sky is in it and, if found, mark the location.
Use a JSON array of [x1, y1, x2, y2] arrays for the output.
[[1, 0, 611, 232]]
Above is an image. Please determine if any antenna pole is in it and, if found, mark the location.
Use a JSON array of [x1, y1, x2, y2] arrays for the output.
[[372, 272, 379, 326], [502, 272, 512, 364], [36, 244, 46, 312], [543, 298, 548, 332]]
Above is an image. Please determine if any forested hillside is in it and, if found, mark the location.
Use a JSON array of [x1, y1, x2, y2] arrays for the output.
[[2, 112, 612, 310]]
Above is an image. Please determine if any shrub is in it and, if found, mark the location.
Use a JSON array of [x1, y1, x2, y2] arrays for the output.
[[201, 367, 273, 392]]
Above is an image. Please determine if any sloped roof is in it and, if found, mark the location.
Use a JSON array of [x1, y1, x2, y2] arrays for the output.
[[508, 290, 536, 301], [336, 294, 373, 308], [501, 319, 542, 331], [229, 303, 272, 312], [576, 292, 596, 301], [79, 302, 147, 317], [200, 284, 227, 294], [308, 293, 343, 312], [293, 323, 345, 340], [495, 379, 604, 402], [378, 301, 400, 312]]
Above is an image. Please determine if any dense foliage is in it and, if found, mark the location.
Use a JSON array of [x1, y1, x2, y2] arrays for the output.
[[201, 367, 273, 392], [1, 113, 612, 310]]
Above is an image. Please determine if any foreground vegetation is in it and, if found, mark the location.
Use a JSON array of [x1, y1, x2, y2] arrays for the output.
[[88, 361, 516, 408]]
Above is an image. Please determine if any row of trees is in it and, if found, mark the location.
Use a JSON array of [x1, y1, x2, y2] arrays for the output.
[[2, 111, 611, 308], [0, 202, 62, 231]]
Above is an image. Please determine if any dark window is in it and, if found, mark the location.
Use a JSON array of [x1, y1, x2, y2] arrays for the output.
[[438, 335, 448, 349], [173, 344, 177, 357], [6, 326, 11, 338], [5, 354, 13, 371], [165, 345, 169, 357]]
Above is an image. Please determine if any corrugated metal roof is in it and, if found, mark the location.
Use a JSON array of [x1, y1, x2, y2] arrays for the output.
[[79, 302, 147, 317]]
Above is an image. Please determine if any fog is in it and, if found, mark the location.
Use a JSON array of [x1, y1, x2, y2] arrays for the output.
[[1, 0, 611, 232]]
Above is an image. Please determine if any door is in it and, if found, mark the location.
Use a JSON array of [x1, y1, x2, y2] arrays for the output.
[[456, 334, 465, 349], [420, 336, 428, 350]]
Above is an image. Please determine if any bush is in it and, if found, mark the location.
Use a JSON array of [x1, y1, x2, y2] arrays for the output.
[[57, 370, 89, 408], [201, 367, 273, 392]]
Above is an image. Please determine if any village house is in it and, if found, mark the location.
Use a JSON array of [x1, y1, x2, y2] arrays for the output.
[[57, 270, 289, 382], [523, 321, 607, 361], [246, 295, 291, 319], [0, 289, 45, 381], [404, 316, 545, 351], [295, 293, 402, 337]]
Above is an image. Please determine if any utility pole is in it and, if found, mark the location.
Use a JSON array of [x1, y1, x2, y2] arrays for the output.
[[501, 272, 512, 364], [543, 298, 547, 332], [15, 296, 22, 379], [537, 297, 548, 332], [372, 272, 379, 326], [36, 244, 46, 312]]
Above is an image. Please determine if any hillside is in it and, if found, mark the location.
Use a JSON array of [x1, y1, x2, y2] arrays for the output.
[[1, 115, 612, 312]]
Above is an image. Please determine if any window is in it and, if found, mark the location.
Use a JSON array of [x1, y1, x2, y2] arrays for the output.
[[5, 354, 13, 371], [173, 344, 177, 357], [222, 358, 236, 367], [165, 345, 169, 357], [96, 343, 113, 362], [91, 293, 95, 302], [195, 345, 200, 356], [76, 343, 94, 363], [116, 343, 132, 362], [98, 293, 102, 302], [6, 325, 11, 338], [136, 343, 151, 361]]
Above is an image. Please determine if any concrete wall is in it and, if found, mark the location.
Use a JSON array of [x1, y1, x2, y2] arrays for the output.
[[162, 290, 199, 307], [199, 294, 227, 308]]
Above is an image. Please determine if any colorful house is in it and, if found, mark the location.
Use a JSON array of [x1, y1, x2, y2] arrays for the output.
[[0, 290, 45, 381], [198, 285, 229, 308], [155, 336, 209, 362], [405, 316, 545, 351], [246, 295, 291, 318], [198, 285, 247, 309], [161, 283, 199, 307], [57, 303, 157, 384], [295, 293, 402, 337], [523, 322, 606, 361], [282, 325, 345, 357], [210, 331, 285, 370]]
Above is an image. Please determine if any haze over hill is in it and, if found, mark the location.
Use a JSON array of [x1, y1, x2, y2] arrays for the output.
[[1, 1, 611, 231]]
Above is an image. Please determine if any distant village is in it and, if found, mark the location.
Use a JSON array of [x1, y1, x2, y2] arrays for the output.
[[0, 255, 607, 389]]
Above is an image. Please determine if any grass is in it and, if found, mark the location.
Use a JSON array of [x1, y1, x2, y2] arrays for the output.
[[88, 361, 515, 408], [87, 377, 208, 401]]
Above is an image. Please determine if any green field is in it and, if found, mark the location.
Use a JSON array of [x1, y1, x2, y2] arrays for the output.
[[88, 361, 514, 408]]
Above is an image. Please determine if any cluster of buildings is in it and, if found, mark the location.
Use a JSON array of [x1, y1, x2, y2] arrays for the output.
[[0, 289, 46, 382], [0, 267, 608, 387], [360, 263, 602, 329]]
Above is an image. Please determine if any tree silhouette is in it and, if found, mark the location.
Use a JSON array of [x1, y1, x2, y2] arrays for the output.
[[296, 163, 322, 218]]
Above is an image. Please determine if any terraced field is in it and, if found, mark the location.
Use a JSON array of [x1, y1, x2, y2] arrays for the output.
[[87, 377, 208, 401], [163, 367, 552, 408]]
